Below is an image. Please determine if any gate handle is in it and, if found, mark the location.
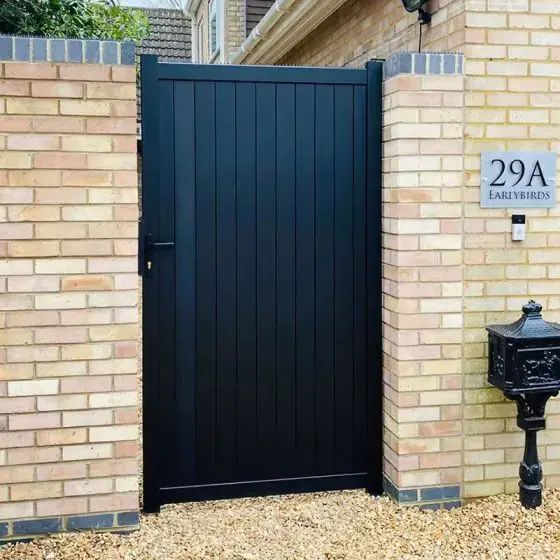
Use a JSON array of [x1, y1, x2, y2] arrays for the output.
[[141, 233, 174, 277], [145, 234, 175, 251]]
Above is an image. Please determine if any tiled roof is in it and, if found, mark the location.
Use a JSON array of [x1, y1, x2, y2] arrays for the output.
[[138, 8, 191, 62], [137, 8, 191, 125]]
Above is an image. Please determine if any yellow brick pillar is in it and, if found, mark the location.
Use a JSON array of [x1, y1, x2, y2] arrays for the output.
[[0, 36, 139, 540], [382, 53, 465, 509]]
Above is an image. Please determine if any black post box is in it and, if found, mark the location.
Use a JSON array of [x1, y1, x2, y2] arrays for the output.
[[487, 300, 560, 508]]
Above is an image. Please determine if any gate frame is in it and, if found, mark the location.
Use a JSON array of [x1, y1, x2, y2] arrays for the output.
[[140, 55, 383, 513]]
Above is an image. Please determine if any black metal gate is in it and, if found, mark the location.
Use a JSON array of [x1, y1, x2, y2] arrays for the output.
[[141, 57, 383, 512]]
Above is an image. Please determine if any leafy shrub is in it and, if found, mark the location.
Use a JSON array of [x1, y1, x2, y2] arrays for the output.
[[0, 0, 150, 42]]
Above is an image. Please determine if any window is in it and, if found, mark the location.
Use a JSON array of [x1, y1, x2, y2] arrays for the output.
[[209, 0, 220, 58]]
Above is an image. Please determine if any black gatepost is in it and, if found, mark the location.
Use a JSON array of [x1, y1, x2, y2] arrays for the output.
[[487, 301, 560, 509]]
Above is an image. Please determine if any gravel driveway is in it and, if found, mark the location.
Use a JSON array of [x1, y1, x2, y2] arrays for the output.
[[1, 489, 560, 559]]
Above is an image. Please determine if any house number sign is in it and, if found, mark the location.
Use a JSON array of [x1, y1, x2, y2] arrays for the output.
[[481, 151, 557, 208]]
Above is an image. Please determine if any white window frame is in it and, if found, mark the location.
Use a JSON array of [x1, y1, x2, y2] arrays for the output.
[[209, 0, 221, 60]]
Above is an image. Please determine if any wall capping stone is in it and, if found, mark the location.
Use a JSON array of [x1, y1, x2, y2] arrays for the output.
[[0, 35, 135, 64], [384, 52, 464, 78]]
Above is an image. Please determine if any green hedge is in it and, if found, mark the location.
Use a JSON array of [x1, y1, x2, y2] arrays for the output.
[[0, 0, 149, 42]]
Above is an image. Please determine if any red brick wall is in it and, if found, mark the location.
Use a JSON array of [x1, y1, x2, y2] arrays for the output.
[[0, 43, 139, 536]]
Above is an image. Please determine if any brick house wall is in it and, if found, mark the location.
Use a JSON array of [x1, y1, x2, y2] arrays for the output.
[[461, 0, 560, 499], [225, 0, 247, 60], [0, 37, 139, 540], [278, 0, 464, 68]]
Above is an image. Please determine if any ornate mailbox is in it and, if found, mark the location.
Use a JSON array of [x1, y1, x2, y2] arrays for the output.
[[487, 300, 560, 508]]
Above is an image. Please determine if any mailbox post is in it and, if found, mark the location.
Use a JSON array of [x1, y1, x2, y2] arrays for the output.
[[486, 301, 560, 509]]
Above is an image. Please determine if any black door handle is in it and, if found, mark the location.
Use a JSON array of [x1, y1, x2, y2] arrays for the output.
[[147, 240, 175, 251], [141, 234, 175, 277], [145, 234, 175, 251]]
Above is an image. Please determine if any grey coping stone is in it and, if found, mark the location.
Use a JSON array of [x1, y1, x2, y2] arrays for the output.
[[428, 53, 442, 74], [32, 38, 47, 61], [444, 54, 456, 74], [13, 518, 62, 535], [0, 36, 13, 60], [383, 55, 399, 79], [0, 33, 169, 70], [14, 37, 30, 61], [67, 39, 83, 63], [384, 52, 464, 78], [0, 36, 136, 65], [102, 41, 119, 64], [50, 39, 66, 62], [67, 514, 114, 531], [121, 42, 136, 65], [85, 40, 100, 64], [397, 52, 412, 75], [413, 53, 426, 74]]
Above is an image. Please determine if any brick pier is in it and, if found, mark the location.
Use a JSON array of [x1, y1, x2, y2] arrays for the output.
[[0, 37, 139, 540]]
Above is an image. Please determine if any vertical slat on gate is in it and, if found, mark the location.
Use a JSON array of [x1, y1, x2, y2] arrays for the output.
[[255, 82, 278, 478], [236, 82, 258, 477], [215, 81, 238, 481], [276, 83, 297, 473], [333, 85, 355, 472], [314, 84, 335, 473], [295, 83, 316, 475], [157, 80, 177, 486], [195, 81, 217, 482], [353, 84, 368, 470], [173, 80, 196, 484]]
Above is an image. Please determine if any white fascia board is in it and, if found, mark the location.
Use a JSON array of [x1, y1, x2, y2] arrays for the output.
[[233, 0, 348, 64]]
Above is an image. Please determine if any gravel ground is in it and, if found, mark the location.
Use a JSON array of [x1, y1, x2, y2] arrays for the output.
[[2, 489, 560, 560]]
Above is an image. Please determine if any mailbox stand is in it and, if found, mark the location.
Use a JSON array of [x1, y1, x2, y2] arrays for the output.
[[505, 392, 557, 508], [487, 301, 560, 509]]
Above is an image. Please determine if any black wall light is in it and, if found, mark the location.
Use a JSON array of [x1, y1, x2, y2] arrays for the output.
[[401, 0, 432, 24]]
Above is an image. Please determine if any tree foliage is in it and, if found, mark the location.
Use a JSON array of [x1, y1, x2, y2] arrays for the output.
[[0, 0, 150, 41]]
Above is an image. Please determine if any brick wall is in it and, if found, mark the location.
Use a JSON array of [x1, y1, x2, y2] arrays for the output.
[[382, 55, 465, 509], [0, 37, 139, 540], [279, 0, 464, 68], [225, 0, 246, 61], [462, 0, 560, 499]]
